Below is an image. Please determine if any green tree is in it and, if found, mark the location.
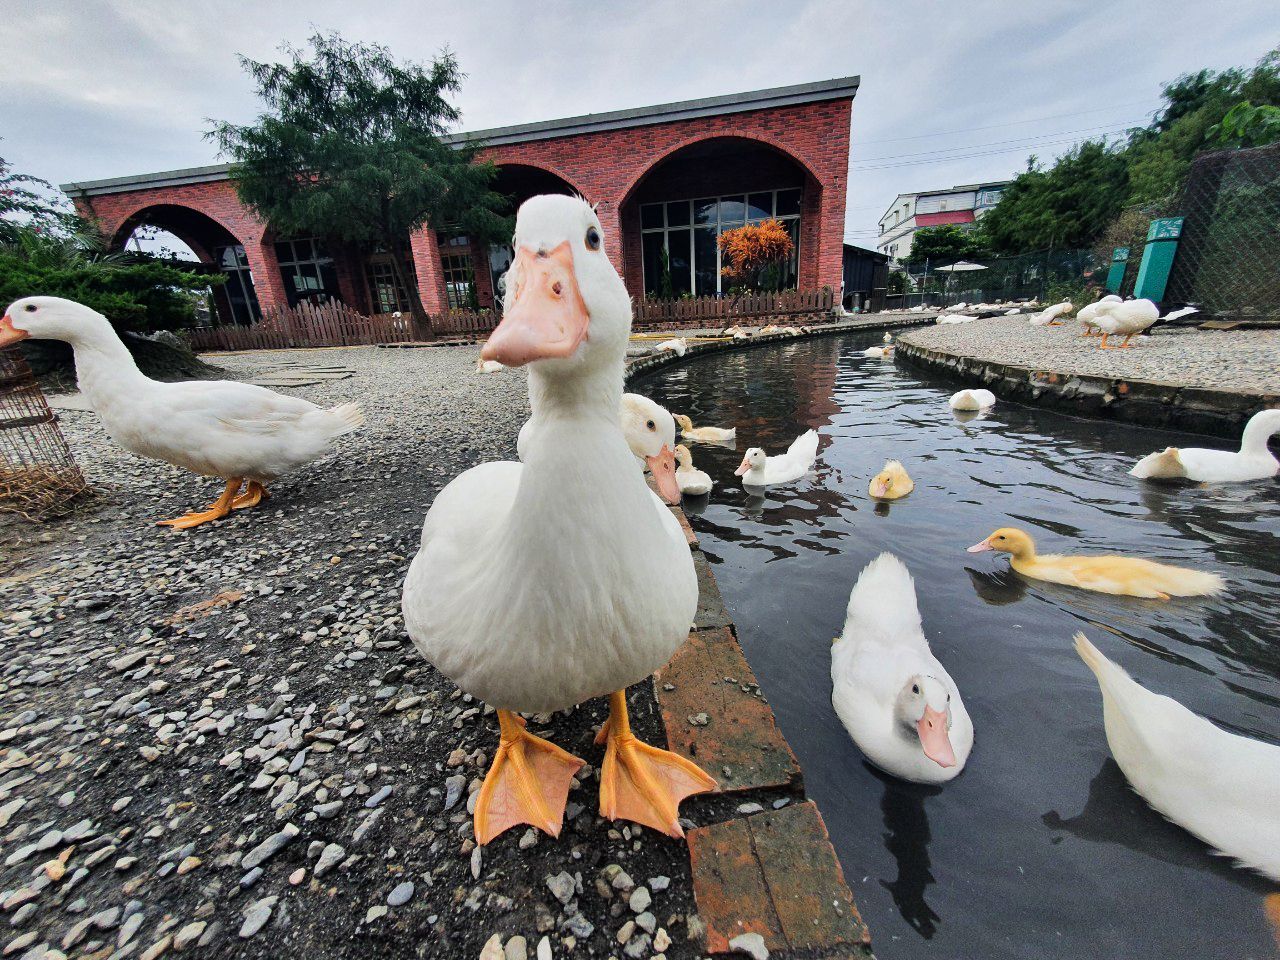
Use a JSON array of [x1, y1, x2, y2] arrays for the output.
[[0, 154, 79, 243], [209, 33, 510, 334], [981, 140, 1131, 254], [1207, 101, 1280, 149], [908, 223, 988, 264]]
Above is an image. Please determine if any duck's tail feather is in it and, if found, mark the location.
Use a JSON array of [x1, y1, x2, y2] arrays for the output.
[[327, 402, 365, 436], [1129, 447, 1186, 479], [787, 429, 820, 466], [1073, 633, 1134, 692], [1158, 566, 1226, 597], [950, 390, 979, 410], [843, 552, 922, 641]]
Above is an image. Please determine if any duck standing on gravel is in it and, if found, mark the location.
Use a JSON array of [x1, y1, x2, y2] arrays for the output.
[[1094, 298, 1159, 348], [402, 196, 716, 846], [0, 296, 364, 529]]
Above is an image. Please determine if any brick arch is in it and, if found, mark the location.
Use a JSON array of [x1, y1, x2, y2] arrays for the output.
[[614, 130, 824, 209], [491, 161, 586, 202], [107, 202, 257, 263]]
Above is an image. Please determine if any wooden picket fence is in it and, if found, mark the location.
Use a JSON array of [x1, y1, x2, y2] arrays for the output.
[[189, 300, 498, 351], [632, 287, 835, 329]]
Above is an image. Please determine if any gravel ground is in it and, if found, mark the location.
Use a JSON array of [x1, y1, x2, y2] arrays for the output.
[[0, 345, 699, 960], [899, 315, 1280, 395]]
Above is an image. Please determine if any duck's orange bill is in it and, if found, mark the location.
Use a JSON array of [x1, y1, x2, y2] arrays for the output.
[[0, 314, 28, 349], [917, 706, 956, 768], [481, 242, 589, 367], [870, 479, 889, 498], [647, 445, 681, 505], [967, 538, 993, 553], [733, 456, 752, 477]]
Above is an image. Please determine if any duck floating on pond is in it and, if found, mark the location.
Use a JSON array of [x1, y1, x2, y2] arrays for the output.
[[1129, 409, 1280, 483], [402, 196, 715, 845]]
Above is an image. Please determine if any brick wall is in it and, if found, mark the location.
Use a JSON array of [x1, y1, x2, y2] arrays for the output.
[[73, 95, 852, 319]]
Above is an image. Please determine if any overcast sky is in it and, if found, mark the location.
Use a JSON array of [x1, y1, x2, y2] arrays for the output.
[[3, 0, 1275, 250]]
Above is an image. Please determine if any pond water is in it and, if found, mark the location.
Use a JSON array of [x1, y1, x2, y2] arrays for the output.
[[636, 331, 1280, 960]]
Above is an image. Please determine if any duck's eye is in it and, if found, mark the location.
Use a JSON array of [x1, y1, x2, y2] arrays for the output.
[[24, 304, 36, 312], [646, 420, 655, 430], [911, 684, 920, 695], [585, 226, 601, 251]]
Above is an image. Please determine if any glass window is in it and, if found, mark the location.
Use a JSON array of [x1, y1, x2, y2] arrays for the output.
[[641, 204, 664, 230], [718, 196, 746, 227], [642, 233, 666, 297], [212, 244, 260, 325], [776, 189, 802, 217], [274, 237, 339, 307], [364, 252, 415, 314], [441, 253, 474, 310], [747, 193, 772, 222], [694, 228, 718, 297], [665, 201, 690, 227], [667, 230, 692, 295], [694, 198, 717, 226]]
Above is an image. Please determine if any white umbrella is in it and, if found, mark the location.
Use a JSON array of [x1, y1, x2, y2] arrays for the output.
[[934, 261, 988, 305]]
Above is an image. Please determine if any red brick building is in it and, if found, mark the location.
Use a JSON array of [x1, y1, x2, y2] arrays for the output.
[[62, 77, 858, 325]]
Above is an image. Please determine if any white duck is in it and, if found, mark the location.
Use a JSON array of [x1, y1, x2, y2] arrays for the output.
[[655, 336, 687, 357], [1029, 300, 1073, 325], [402, 196, 714, 845], [673, 413, 736, 445], [734, 429, 819, 487], [1094, 298, 1159, 348], [1074, 633, 1280, 881], [0, 296, 363, 529], [476, 356, 506, 374], [949, 388, 996, 411], [863, 345, 893, 358], [1076, 294, 1122, 336], [674, 444, 713, 496], [1129, 409, 1280, 482], [831, 553, 973, 784]]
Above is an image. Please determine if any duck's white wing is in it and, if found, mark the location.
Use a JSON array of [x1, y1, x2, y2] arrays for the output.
[[1076, 634, 1280, 881], [840, 553, 928, 656]]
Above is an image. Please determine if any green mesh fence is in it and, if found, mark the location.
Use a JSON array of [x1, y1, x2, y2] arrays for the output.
[[1166, 143, 1280, 320], [890, 248, 1100, 309]]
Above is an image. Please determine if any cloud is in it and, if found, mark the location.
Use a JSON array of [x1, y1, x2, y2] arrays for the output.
[[2, 0, 1275, 245]]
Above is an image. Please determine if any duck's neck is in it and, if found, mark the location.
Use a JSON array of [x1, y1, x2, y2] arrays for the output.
[[1240, 415, 1279, 456], [527, 354, 622, 427], [66, 322, 152, 407]]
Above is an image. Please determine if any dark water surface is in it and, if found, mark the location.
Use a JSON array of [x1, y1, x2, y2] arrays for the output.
[[636, 332, 1280, 960]]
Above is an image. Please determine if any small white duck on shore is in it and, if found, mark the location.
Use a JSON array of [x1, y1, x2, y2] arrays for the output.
[[476, 356, 506, 374], [1094, 298, 1159, 348], [1074, 633, 1280, 881], [735, 430, 819, 487], [674, 444, 713, 496], [655, 337, 687, 357], [949, 388, 996, 411], [1076, 295, 1123, 336], [0, 296, 363, 529], [1029, 301, 1073, 326], [1129, 409, 1280, 482], [832, 553, 973, 784]]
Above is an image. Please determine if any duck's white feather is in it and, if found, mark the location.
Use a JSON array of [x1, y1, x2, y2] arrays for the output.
[[1074, 633, 1280, 881], [949, 389, 996, 411], [1129, 410, 1280, 482], [740, 430, 819, 486]]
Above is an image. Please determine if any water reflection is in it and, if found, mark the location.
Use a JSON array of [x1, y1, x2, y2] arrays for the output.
[[637, 330, 1280, 960], [875, 769, 942, 939]]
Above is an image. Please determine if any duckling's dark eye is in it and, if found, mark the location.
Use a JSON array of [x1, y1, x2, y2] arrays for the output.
[[912, 684, 920, 695], [24, 304, 36, 312], [646, 420, 655, 430], [585, 226, 601, 251]]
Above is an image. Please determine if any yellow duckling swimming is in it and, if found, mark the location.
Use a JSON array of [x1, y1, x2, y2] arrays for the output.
[[868, 459, 914, 500], [673, 413, 736, 445], [967, 527, 1225, 600]]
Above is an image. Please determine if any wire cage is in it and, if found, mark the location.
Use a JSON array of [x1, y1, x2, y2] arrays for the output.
[[0, 346, 89, 520], [1166, 142, 1280, 320]]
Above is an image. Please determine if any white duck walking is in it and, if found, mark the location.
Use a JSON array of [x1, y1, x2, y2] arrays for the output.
[[831, 553, 973, 784], [734, 430, 819, 487], [1129, 409, 1280, 483], [402, 196, 715, 845], [1074, 633, 1280, 881], [0, 296, 363, 529], [1094, 298, 1159, 348]]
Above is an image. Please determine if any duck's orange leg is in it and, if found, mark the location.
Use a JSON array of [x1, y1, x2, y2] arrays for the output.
[[1119, 333, 1135, 348], [473, 710, 584, 845], [596, 690, 717, 838], [230, 481, 269, 511], [157, 478, 242, 530], [1098, 333, 1111, 349]]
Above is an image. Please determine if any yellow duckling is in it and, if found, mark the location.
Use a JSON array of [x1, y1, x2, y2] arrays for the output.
[[967, 527, 1225, 600], [673, 413, 736, 445], [868, 459, 914, 500]]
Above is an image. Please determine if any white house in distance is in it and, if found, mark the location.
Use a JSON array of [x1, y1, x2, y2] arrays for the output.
[[877, 180, 1009, 262]]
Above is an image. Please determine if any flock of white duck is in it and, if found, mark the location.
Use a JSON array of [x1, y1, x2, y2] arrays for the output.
[[2, 195, 1277, 884]]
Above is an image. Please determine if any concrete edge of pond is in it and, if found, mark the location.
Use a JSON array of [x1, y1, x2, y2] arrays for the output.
[[893, 336, 1278, 439], [623, 336, 885, 959]]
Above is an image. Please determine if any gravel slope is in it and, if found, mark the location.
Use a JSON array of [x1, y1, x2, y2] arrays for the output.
[[0, 346, 698, 960]]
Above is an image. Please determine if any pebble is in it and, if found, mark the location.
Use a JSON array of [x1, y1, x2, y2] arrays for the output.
[[239, 896, 277, 938], [729, 931, 770, 960], [173, 921, 206, 951], [387, 881, 414, 906], [629, 886, 652, 914], [503, 935, 528, 960], [479, 934, 504, 960], [545, 871, 576, 905], [536, 937, 552, 960], [314, 842, 346, 878], [241, 822, 299, 870]]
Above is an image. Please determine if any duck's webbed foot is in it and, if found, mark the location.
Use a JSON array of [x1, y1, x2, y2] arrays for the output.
[[231, 481, 269, 511], [157, 477, 242, 530], [596, 690, 717, 838], [474, 710, 585, 845]]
